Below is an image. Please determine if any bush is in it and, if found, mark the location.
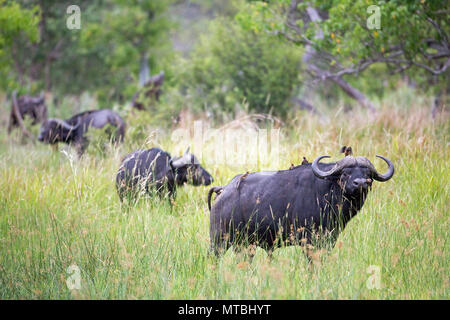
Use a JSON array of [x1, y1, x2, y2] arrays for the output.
[[84, 124, 122, 158], [178, 18, 302, 117]]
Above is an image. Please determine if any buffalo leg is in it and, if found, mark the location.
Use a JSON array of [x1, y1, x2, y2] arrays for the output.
[[209, 235, 231, 258]]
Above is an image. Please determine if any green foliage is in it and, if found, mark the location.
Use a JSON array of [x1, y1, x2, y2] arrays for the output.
[[79, 0, 173, 105], [4, 0, 172, 106], [312, 0, 448, 64], [178, 16, 302, 117], [0, 0, 39, 90], [316, 0, 449, 94], [124, 109, 158, 147], [243, 0, 449, 95], [122, 108, 176, 150], [84, 123, 122, 158]]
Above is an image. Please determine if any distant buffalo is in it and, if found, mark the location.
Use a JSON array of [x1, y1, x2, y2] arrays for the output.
[[132, 71, 165, 110], [8, 91, 47, 134], [208, 153, 394, 259], [38, 109, 125, 155], [116, 147, 213, 202]]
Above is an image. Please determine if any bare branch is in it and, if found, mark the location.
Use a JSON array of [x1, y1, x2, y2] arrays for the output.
[[280, 1, 450, 80], [426, 16, 448, 45]]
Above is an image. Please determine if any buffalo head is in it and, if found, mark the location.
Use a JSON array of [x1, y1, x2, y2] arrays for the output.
[[170, 148, 214, 186], [38, 118, 80, 144], [312, 154, 394, 198]]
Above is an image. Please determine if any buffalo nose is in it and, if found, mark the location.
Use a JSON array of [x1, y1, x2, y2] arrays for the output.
[[353, 178, 368, 189]]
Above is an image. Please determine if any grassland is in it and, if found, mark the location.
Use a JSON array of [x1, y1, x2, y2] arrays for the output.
[[0, 93, 448, 299]]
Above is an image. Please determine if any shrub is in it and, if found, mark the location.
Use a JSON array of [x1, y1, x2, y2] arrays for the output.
[[178, 17, 302, 117]]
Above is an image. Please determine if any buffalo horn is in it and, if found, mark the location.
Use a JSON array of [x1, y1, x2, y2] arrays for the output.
[[371, 155, 395, 182], [312, 154, 394, 182]]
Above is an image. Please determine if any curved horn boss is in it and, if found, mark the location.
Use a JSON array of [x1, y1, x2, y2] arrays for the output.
[[312, 155, 394, 182]]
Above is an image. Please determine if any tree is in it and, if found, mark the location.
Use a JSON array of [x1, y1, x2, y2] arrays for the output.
[[79, 0, 173, 104], [4, 0, 107, 94], [0, 0, 39, 91], [240, 0, 449, 111], [298, 0, 450, 78], [179, 17, 301, 116], [5, 0, 172, 106]]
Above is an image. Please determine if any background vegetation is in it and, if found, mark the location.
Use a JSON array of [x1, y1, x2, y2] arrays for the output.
[[0, 0, 448, 299]]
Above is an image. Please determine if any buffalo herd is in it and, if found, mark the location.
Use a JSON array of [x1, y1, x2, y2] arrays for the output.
[[9, 93, 395, 262]]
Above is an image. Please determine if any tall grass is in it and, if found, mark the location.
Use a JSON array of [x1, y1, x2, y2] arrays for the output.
[[0, 95, 448, 299]]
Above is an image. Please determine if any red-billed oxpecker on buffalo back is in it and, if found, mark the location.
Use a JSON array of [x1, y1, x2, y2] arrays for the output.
[[116, 147, 214, 203], [208, 152, 394, 259], [38, 109, 125, 156]]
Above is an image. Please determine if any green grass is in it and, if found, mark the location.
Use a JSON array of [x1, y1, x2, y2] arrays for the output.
[[0, 99, 448, 299]]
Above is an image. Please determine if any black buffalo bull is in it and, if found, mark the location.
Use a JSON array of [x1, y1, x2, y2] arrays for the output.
[[208, 154, 394, 258], [116, 147, 214, 202], [38, 109, 125, 155]]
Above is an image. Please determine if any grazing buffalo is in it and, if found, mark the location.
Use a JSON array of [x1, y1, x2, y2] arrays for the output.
[[38, 109, 125, 155], [116, 147, 214, 202], [8, 91, 47, 134], [132, 71, 165, 110], [208, 154, 394, 258]]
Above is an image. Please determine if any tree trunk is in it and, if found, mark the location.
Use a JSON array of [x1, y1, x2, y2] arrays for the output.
[[139, 52, 150, 87], [44, 62, 51, 92]]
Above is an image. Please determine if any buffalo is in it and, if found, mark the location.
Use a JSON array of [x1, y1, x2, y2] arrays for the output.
[[116, 147, 214, 202], [38, 109, 125, 155], [132, 71, 165, 110], [8, 91, 47, 135], [208, 154, 394, 259]]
